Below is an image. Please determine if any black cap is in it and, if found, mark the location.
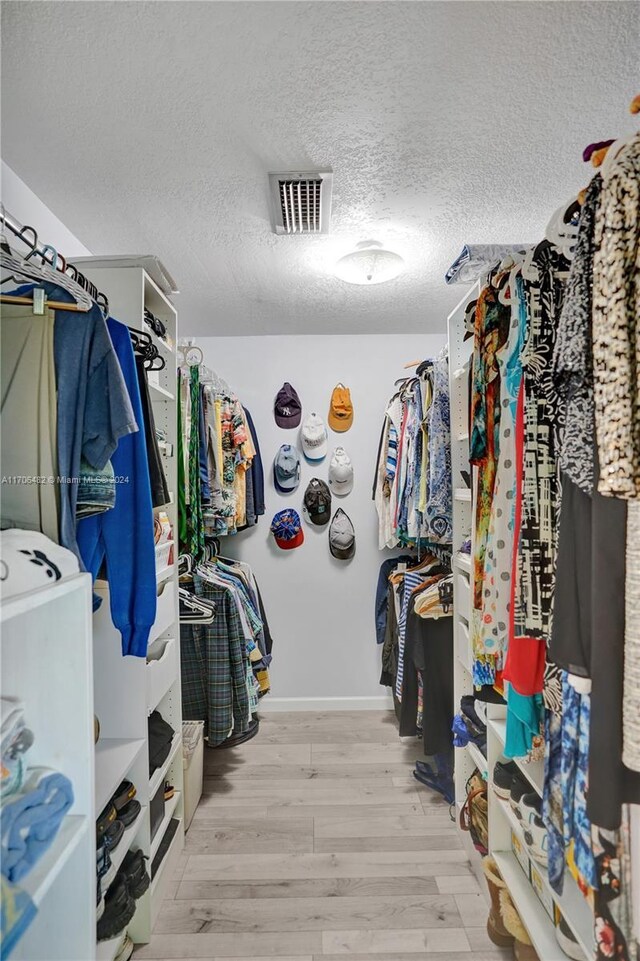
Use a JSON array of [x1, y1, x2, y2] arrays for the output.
[[274, 382, 302, 428], [303, 478, 332, 526]]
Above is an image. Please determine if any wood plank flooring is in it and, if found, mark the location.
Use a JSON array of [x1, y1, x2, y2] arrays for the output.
[[134, 711, 511, 960]]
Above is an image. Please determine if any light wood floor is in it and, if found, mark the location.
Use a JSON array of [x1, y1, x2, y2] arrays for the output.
[[135, 711, 511, 960]]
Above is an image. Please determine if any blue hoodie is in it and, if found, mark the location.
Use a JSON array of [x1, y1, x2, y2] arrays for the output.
[[77, 318, 156, 657]]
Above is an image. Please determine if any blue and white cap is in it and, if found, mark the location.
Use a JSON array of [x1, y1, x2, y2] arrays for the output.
[[273, 444, 301, 493]]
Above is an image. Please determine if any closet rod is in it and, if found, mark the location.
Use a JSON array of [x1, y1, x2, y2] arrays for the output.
[[0, 207, 109, 314]]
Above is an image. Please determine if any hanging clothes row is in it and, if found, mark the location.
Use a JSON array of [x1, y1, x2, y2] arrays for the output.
[[179, 548, 273, 747], [466, 126, 640, 960], [373, 348, 453, 551], [177, 361, 265, 559], [1, 228, 169, 659]]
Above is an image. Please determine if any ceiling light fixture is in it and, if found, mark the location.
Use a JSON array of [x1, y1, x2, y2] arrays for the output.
[[334, 240, 404, 286]]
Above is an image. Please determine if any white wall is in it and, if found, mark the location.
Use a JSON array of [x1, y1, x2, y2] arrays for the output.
[[196, 333, 445, 709], [1, 162, 92, 256]]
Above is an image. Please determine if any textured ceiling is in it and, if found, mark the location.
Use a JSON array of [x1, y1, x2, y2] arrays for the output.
[[1, 1, 638, 335]]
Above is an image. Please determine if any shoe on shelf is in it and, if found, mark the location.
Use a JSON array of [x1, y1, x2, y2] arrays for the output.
[[118, 848, 150, 900], [492, 760, 518, 800], [555, 913, 583, 960], [523, 813, 549, 866], [114, 933, 134, 961], [96, 802, 117, 843], [481, 856, 514, 948], [510, 773, 536, 818], [516, 791, 542, 827], [112, 780, 137, 812], [97, 877, 136, 942], [499, 887, 540, 961], [119, 798, 142, 828], [164, 780, 175, 801], [104, 818, 125, 853]]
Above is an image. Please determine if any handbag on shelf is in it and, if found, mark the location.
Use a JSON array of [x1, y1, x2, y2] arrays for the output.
[[459, 768, 489, 856]]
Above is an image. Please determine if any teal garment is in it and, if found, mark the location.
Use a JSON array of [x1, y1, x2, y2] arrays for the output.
[[505, 684, 544, 758]]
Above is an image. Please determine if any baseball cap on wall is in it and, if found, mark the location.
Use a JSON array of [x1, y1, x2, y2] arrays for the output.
[[328, 447, 354, 496], [328, 383, 353, 432], [303, 478, 332, 526], [301, 413, 328, 461], [274, 382, 302, 428], [273, 445, 301, 493], [270, 509, 304, 550], [329, 508, 356, 560]]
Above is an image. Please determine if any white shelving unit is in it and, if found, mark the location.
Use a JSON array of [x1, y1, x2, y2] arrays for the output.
[[447, 283, 486, 888], [1, 574, 95, 961], [80, 261, 183, 954], [487, 713, 594, 960], [448, 282, 595, 957]]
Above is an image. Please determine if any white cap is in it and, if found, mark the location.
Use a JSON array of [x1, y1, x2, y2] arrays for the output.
[[329, 447, 354, 495], [301, 413, 328, 461]]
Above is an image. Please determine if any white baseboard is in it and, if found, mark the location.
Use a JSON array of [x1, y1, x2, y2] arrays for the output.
[[258, 695, 394, 713]]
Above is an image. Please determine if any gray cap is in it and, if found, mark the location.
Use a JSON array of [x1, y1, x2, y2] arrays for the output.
[[329, 508, 355, 560], [274, 445, 301, 493]]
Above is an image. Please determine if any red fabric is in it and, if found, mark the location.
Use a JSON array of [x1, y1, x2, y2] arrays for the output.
[[503, 379, 546, 695]]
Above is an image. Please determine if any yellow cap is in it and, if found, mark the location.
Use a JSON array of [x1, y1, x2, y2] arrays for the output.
[[328, 384, 353, 432]]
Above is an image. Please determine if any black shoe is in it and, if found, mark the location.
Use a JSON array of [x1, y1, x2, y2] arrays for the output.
[[492, 760, 518, 800], [97, 877, 136, 941], [118, 848, 150, 899], [119, 799, 141, 828], [112, 780, 137, 812], [509, 771, 533, 816], [104, 819, 125, 852]]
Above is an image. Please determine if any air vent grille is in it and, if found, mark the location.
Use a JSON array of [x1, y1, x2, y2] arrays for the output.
[[269, 170, 332, 235]]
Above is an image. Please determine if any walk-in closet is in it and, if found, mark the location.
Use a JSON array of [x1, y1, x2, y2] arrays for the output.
[[1, 3, 639, 961]]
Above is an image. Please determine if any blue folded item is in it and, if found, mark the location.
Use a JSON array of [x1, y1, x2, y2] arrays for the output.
[[0, 875, 37, 959], [0, 769, 74, 883]]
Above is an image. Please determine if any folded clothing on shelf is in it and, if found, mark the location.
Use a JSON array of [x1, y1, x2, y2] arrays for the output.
[[148, 711, 175, 776], [0, 767, 74, 883]]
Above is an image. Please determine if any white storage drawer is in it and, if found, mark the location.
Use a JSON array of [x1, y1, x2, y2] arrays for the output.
[[150, 580, 175, 642], [456, 570, 471, 621], [147, 637, 177, 712]]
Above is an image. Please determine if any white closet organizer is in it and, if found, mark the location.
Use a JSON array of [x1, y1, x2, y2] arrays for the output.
[[79, 261, 183, 958], [448, 283, 594, 959], [1, 574, 95, 961], [447, 282, 485, 887]]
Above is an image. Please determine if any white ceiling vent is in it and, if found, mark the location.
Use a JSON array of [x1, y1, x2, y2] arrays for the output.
[[269, 169, 333, 235]]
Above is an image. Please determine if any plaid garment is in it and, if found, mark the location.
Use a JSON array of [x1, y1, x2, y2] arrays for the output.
[[180, 579, 250, 746]]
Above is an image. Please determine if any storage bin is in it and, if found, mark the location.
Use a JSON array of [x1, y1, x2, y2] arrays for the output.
[[182, 720, 204, 831], [155, 540, 174, 572], [150, 580, 175, 642], [147, 637, 177, 712]]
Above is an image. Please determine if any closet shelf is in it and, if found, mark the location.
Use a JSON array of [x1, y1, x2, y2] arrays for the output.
[[493, 852, 569, 961], [454, 551, 471, 573], [21, 815, 88, 906], [466, 741, 487, 778], [494, 798, 593, 958], [96, 933, 126, 961], [149, 813, 183, 898], [148, 381, 175, 402], [156, 563, 175, 584], [149, 731, 182, 798], [95, 738, 146, 812], [150, 791, 181, 861], [454, 488, 472, 502], [0, 573, 90, 624], [104, 805, 148, 884], [488, 718, 544, 797]]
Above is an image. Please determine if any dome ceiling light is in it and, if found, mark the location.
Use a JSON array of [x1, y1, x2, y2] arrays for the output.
[[334, 240, 405, 286]]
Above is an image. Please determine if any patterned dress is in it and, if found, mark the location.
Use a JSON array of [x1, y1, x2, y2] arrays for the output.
[[470, 282, 511, 686], [478, 270, 526, 670], [506, 242, 569, 714]]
